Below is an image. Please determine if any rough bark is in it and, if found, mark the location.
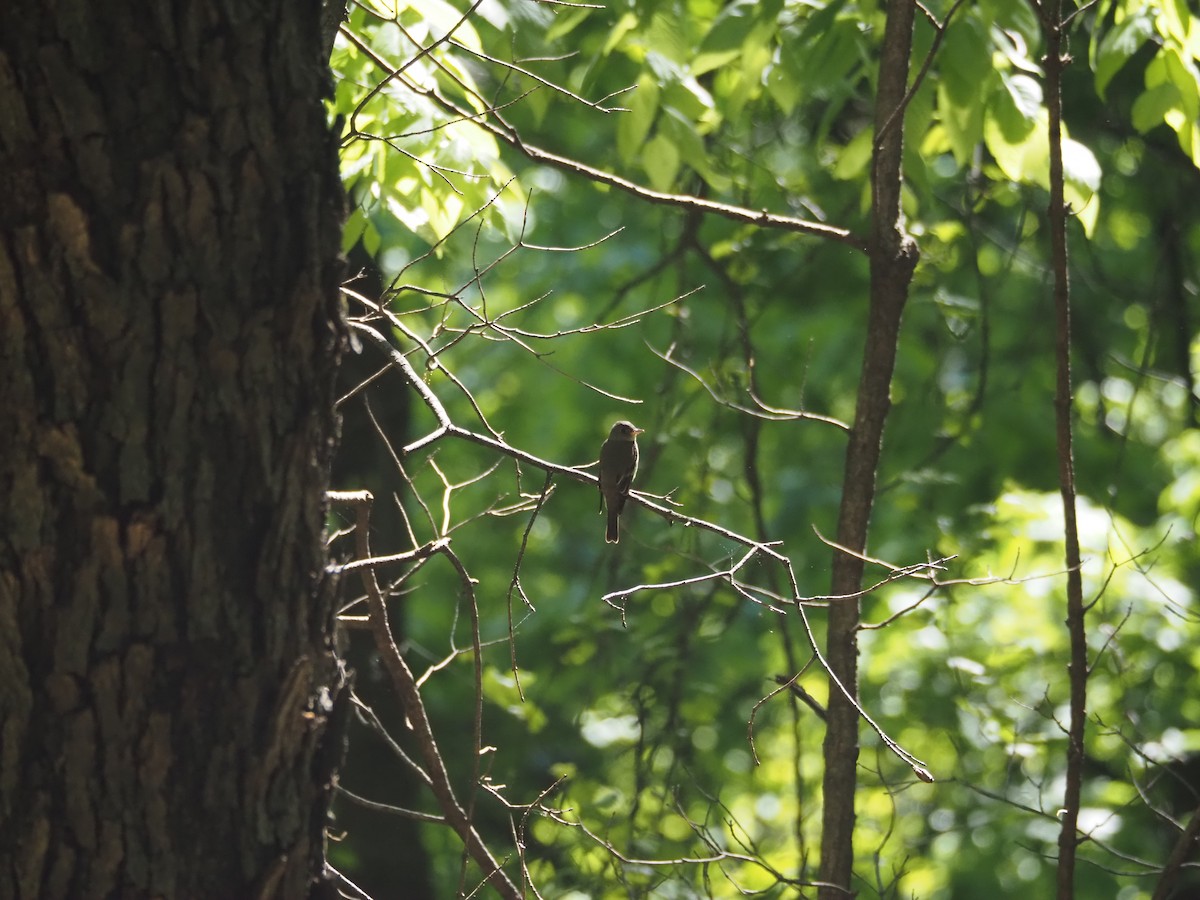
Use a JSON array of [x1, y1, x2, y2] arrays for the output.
[[0, 2, 346, 898]]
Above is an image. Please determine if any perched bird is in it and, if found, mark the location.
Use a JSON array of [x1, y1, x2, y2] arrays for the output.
[[598, 420, 644, 544]]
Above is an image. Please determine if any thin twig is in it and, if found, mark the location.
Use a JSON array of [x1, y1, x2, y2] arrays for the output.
[[328, 491, 521, 899]]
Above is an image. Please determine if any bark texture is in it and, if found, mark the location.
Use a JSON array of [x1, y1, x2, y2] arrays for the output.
[[817, 0, 918, 894], [0, 2, 346, 897]]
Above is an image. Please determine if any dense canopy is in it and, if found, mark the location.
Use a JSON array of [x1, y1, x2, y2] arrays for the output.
[[324, 0, 1200, 897]]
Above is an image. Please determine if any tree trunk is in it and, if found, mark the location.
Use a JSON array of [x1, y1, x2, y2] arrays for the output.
[[818, 0, 918, 894], [0, 2, 346, 898]]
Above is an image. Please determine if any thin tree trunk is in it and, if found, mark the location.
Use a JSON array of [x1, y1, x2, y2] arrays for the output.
[[817, 0, 918, 894], [1041, 5, 1087, 896], [0, 2, 346, 897]]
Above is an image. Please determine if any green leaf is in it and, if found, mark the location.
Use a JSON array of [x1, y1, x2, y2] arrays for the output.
[[796, 14, 862, 88], [983, 107, 1048, 184], [939, 16, 994, 106], [1131, 81, 1181, 133], [981, 0, 1041, 59], [1134, 47, 1200, 165], [421, 185, 464, 243], [693, 0, 759, 76], [937, 17, 994, 163], [618, 74, 660, 164], [833, 127, 873, 181], [1063, 138, 1102, 193], [407, 0, 482, 51], [646, 11, 692, 66], [545, 7, 594, 43], [663, 74, 716, 121], [660, 109, 731, 192], [1162, 46, 1200, 121], [1064, 138, 1102, 237], [1094, 11, 1156, 99], [362, 217, 381, 257], [603, 11, 639, 57], [765, 60, 801, 114], [342, 206, 367, 254], [939, 80, 988, 165], [983, 71, 1052, 184], [1002, 72, 1043, 122], [1158, 0, 1192, 46], [642, 132, 681, 191]]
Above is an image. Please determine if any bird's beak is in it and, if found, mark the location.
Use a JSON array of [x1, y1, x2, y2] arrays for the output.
[[632, 427, 645, 436]]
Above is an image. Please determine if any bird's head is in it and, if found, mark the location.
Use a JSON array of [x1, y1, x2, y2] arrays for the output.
[[609, 421, 644, 440]]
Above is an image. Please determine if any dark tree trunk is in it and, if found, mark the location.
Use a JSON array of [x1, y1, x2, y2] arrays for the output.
[[818, 0, 918, 894], [0, 2, 346, 898]]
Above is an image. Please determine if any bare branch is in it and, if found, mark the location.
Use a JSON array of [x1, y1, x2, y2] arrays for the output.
[[652, 342, 850, 430], [328, 491, 521, 899], [342, 21, 867, 252]]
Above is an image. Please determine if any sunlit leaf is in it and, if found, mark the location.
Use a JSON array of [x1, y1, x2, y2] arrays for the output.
[[642, 132, 681, 190], [1094, 10, 1156, 98], [617, 73, 660, 163]]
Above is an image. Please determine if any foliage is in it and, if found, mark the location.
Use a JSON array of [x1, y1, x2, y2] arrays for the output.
[[324, 0, 1200, 897]]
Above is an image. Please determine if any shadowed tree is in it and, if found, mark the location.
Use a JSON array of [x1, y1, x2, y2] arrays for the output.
[[0, 2, 347, 897]]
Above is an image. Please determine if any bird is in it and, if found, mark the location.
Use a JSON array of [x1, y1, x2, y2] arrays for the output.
[[598, 420, 644, 544]]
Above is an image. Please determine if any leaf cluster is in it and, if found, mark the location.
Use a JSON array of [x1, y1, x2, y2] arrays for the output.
[[324, 0, 1200, 896]]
